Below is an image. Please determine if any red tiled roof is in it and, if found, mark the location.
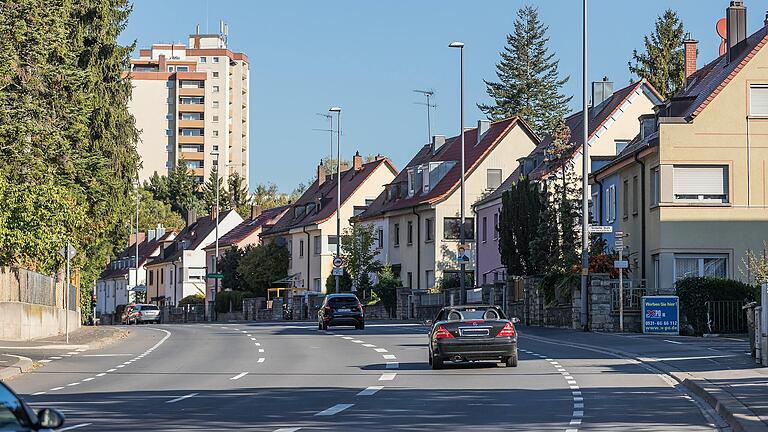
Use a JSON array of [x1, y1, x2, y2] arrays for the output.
[[148, 209, 240, 265], [358, 117, 537, 219], [264, 158, 398, 235], [203, 205, 289, 250], [98, 231, 176, 280]]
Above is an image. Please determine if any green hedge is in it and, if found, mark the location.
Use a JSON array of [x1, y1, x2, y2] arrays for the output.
[[675, 277, 758, 335], [215, 291, 246, 313], [179, 294, 205, 307]]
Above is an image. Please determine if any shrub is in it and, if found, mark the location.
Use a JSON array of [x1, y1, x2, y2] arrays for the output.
[[179, 293, 205, 307], [215, 291, 246, 313], [675, 277, 758, 335]]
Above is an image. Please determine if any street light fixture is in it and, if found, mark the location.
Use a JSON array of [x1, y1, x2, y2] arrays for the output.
[[580, 0, 590, 330], [449, 41, 466, 305], [211, 150, 221, 309], [329, 107, 342, 293]]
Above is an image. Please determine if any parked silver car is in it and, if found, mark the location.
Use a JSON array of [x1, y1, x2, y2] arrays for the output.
[[127, 304, 161, 324]]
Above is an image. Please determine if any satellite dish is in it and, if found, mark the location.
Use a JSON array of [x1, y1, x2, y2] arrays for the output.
[[716, 18, 727, 56]]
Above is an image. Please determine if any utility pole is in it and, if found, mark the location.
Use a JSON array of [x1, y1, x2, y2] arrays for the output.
[[580, 0, 590, 330], [211, 150, 220, 315], [135, 179, 139, 303], [449, 41, 466, 304], [330, 107, 342, 293]]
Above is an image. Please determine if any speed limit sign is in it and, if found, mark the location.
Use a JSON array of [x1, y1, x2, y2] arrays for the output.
[[333, 257, 343, 268]]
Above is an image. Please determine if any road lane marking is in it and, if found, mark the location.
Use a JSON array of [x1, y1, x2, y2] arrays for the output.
[[96, 373, 106, 377], [378, 373, 396, 381], [570, 419, 582, 425], [374, 348, 388, 353], [251, 337, 257, 341], [230, 372, 248, 380], [315, 403, 354, 416], [81, 354, 133, 357], [655, 354, 736, 361], [116, 365, 125, 368], [573, 410, 584, 417], [362, 344, 376, 347], [59, 423, 92, 431], [574, 403, 584, 409], [255, 343, 261, 346], [107, 369, 117, 372], [342, 336, 353, 340], [50, 387, 64, 391], [386, 362, 399, 369], [49, 357, 62, 360], [258, 357, 265, 363], [31, 392, 46, 396], [357, 386, 384, 396], [166, 393, 198, 403], [259, 349, 265, 353], [38, 360, 51, 363], [382, 354, 396, 360], [246, 334, 252, 337], [664, 339, 684, 345], [352, 340, 364, 343], [273, 428, 301, 432], [66, 383, 79, 387], [82, 378, 94, 382]]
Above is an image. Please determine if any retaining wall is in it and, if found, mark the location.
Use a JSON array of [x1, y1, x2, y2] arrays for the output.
[[0, 302, 80, 340]]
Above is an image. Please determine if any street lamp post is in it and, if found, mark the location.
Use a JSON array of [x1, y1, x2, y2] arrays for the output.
[[329, 107, 342, 293], [211, 150, 220, 308], [449, 41, 466, 305], [580, 0, 590, 330], [134, 178, 140, 303]]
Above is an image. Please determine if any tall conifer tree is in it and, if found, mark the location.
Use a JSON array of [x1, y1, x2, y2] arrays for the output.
[[629, 9, 686, 100]]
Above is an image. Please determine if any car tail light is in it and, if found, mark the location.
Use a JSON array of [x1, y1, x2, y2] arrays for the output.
[[434, 325, 454, 339], [136, 312, 143, 317], [356, 303, 364, 312], [496, 322, 516, 337]]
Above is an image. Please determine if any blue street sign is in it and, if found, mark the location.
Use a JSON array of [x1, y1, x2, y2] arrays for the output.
[[642, 296, 680, 335]]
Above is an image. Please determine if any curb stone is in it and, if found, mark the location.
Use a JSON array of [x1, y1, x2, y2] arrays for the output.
[[0, 355, 33, 381], [522, 332, 765, 432]]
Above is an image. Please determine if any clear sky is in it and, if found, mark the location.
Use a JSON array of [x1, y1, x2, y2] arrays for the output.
[[121, 0, 768, 192]]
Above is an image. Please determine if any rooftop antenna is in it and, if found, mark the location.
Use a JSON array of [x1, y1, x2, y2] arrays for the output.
[[414, 89, 437, 145], [205, 0, 209, 33], [314, 113, 334, 162]]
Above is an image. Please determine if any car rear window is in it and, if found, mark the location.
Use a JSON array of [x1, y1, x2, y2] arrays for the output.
[[447, 308, 502, 320], [328, 297, 358, 306], [139, 305, 159, 311]]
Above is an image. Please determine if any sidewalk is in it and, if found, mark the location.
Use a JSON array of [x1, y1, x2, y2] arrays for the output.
[[521, 327, 767, 432], [0, 326, 128, 381]]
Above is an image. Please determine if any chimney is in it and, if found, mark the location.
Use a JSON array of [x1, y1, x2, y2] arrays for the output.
[[339, 161, 350, 172], [250, 204, 263, 220], [726, 1, 747, 64], [764, 11, 768, 27], [156, 224, 166, 239], [591, 77, 614, 114], [128, 232, 146, 247], [186, 208, 196, 227], [317, 161, 326, 186], [683, 34, 698, 80], [431, 135, 446, 154], [353, 151, 363, 171], [147, 229, 157, 242], [476, 120, 491, 145]]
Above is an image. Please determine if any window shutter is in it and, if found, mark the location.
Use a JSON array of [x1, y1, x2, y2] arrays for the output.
[[750, 85, 768, 116], [673, 166, 727, 196]]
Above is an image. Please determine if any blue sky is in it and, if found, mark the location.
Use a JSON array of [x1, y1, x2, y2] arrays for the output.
[[121, 1, 768, 192]]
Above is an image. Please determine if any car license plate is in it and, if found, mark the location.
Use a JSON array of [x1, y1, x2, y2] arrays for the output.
[[337, 308, 351, 312], [459, 327, 490, 337]]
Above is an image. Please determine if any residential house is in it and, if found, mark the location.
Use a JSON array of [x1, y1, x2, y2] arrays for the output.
[[202, 204, 290, 303], [145, 210, 243, 305], [95, 227, 176, 314], [356, 118, 537, 291], [472, 79, 661, 285], [591, 1, 768, 290], [261, 153, 397, 292]]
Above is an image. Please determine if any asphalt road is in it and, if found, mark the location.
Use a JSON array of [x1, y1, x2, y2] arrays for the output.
[[5, 322, 724, 431]]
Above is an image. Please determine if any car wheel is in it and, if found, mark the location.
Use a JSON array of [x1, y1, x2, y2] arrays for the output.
[[321, 322, 328, 330], [431, 355, 443, 370], [428, 349, 433, 365], [506, 353, 518, 367], [318, 322, 322, 330], [356, 322, 365, 330]]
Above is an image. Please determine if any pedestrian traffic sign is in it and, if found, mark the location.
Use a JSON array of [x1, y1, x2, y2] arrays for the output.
[[59, 244, 77, 259], [333, 257, 343, 268], [207, 273, 224, 279], [588, 225, 613, 233], [332, 268, 344, 276]]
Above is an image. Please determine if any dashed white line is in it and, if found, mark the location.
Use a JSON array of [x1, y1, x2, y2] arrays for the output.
[[378, 373, 397, 381], [382, 354, 396, 360], [341, 336, 353, 340], [50, 387, 64, 391], [166, 393, 198, 403], [362, 344, 376, 348], [351, 340, 364, 343], [82, 377, 94, 382], [96, 373, 106, 377], [315, 403, 354, 416], [107, 369, 117, 372], [258, 357, 265, 363], [66, 382, 79, 387], [258, 349, 265, 353], [58, 423, 92, 431], [357, 386, 384, 396], [273, 428, 301, 432], [374, 348, 388, 353], [230, 372, 248, 380]]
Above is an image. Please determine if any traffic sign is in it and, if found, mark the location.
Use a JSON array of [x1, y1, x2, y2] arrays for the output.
[[207, 273, 224, 279], [613, 260, 629, 269], [332, 268, 344, 276], [588, 225, 613, 233], [615, 239, 624, 247], [615, 246, 625, 252], [59, 244, 77, 259], [333, 257, 343, 268], [615, 231, 625, 238]]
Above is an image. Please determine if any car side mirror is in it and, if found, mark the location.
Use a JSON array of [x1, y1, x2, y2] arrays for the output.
[[37, 408, 65, 429], [423, 320, 433, 327], [511, 317, 520, 324]]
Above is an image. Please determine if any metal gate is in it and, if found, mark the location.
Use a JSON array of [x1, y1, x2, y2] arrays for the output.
[[706, 300, 747, 334]]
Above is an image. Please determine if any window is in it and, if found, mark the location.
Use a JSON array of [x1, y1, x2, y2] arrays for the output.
[[673, 165, 728, 203], [632, 176, 639, 215], [160, 270, 164, 284], [299, 240, 304, 257], [313, 278, 321, 292], [407, 221, 413, 245], [425, 270, 435, 288], [180, 96, 204, 104], [165, 129, 173, 136], [213, 145, 219, 151], [590, 192, 599, 223], [615, 140, 631, 154], [406, 272, 413, 289], [212, 101, 219, 108], [168, 66, 174, 72], [176, 66, 189, 72], [313, 236, 321, 255], [212, 71, 219, 78], [186, 160, 203, 169], [212, 130, 219, 137], [482, 217, 488, 242], [377, 228, 384, 249], [674, 255, 728, 281], [148, 270, 154, 285], [213, 57, 220, 63], [443, 217, 475, 240], [487, 169, 502, 190], [622, 179, 629, 218], [425, 218, 434, 242], [651, 166, 660, 206], [750, 85, 768, 116], [181, 112, 202, 120], [212, 115, 219, 123], [167, 97, 173, 104], [493, 213, 499, 240], [181, 129, 203, 136], [606, 185, 616, 223], [394, 223, 400, 247], [212, 85, 220, 93], [200, 56, 207, 63]]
